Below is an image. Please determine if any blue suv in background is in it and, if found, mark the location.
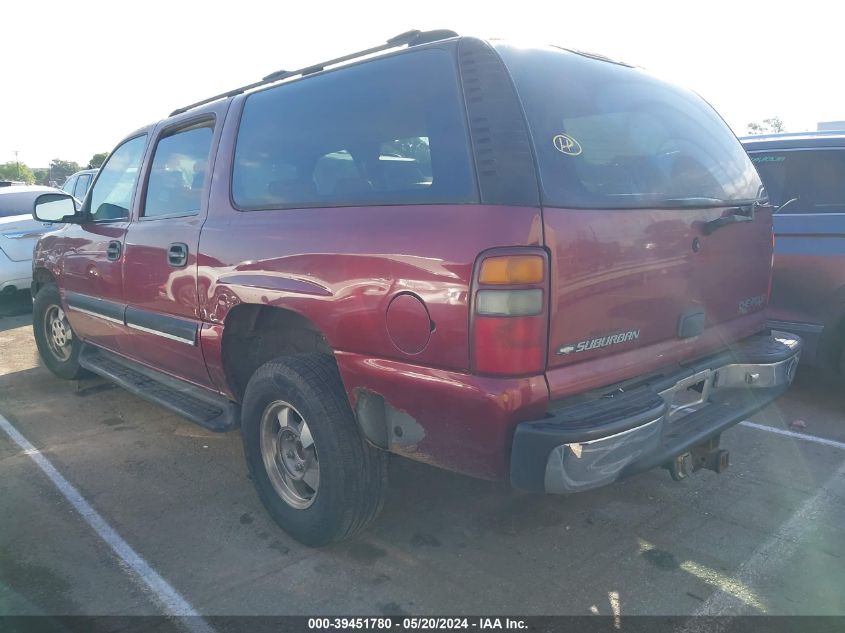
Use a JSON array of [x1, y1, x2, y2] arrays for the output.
[[742, 131, 845, 375]]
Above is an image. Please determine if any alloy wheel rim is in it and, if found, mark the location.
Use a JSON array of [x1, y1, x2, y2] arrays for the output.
[[259, 400, 320, 510], [44, 305, 72, 362]]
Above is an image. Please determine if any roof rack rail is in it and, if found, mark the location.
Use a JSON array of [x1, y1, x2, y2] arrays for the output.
[[169, 29, 459, 117]]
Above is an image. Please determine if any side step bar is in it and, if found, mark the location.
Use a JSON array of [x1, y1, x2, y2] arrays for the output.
[[79, 344, 239, 432]]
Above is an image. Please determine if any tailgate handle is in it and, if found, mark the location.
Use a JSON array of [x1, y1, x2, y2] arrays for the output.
[[168, 242, 188, 267]]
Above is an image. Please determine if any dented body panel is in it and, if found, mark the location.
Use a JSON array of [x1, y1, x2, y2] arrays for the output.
[[336, 351, 549, 479]]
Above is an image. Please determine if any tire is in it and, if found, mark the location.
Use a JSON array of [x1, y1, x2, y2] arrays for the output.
[[241, 353, 387, 546], [32, 283, 86, 380]]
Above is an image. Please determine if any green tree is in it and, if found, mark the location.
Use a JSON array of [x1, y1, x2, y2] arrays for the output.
[[48, 159, 82, 185], [0, 161, 35, 184], [747, 117, 785, 135], [32, 168, 50, 185], [87, 152, 108, 169]]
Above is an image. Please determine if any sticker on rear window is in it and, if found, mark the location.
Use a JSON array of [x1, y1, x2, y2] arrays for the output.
[[552, 134, 582, 156], [750, 155, 786, 163]]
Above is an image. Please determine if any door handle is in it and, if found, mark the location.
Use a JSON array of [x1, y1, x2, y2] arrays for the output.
[[168, 242, 189, 267], [106, 240, 122, 261]]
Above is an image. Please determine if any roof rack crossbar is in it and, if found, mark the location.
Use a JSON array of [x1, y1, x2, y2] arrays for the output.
[[169, 29, 456, 117]]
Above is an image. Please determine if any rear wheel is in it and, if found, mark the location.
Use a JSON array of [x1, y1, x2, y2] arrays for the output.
[[32, 283, 86, 380], [241, 353, 387, 546]]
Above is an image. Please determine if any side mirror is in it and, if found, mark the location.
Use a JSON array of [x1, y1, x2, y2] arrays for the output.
[[33, 193, 82, 223]]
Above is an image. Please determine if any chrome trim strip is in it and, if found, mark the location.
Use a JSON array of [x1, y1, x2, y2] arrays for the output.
[[568, 416, 662, 448], [2, 230, 50, 240], [125, 321, 196, 346], [67, 305, 124, 326]]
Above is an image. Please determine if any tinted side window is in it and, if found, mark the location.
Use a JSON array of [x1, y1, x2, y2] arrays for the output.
[[232, 48, 474, 210], [88, 135, 147, 221], [496, 45, 763, 209], [143, 123, 214, 218], [750, 150, 845, 214], [74, 174, 92, 200]]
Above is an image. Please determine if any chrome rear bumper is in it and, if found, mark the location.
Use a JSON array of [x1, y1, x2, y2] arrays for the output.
[[511, 331, 801, 493]]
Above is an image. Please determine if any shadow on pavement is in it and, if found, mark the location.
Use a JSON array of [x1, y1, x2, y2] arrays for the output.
[[0, 291, 32, 333]]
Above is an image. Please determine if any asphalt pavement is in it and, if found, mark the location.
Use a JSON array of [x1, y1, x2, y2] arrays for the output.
[[1, 293, 843, 619]]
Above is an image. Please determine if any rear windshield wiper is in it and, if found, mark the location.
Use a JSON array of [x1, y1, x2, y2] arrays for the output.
[[774, 197, 799, 214], [653, 196, 768, 233], [660, 196, 728, 208], [660, 196, 770, 209], [702, 198, 770, 235]]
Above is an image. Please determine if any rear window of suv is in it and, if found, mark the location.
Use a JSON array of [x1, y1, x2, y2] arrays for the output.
[[749, 149, 845, 214], [232, 48, 475, 210], [495, 44, 763, 209]]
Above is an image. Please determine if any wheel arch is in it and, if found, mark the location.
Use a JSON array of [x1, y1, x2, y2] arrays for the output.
[[220, 303, 333, 401], [31, 267, 57, 296]]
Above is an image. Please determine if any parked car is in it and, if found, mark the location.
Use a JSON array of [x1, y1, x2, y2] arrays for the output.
[[61, 168, 98, 202], [30, 30, 801, 546], [0, 185, 62, 295], [742, 131, 845, 374]]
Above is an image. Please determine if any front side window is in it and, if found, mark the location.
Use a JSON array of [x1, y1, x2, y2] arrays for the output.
[[750, 149, 845, 214], [496, 44, 763, 209], [143, 123, 214, 218], [87, 135, 147, 221], [232, 48, 474, 210]]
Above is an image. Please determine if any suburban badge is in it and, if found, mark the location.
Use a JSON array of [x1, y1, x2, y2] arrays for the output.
[[557, 329, 641, 355]]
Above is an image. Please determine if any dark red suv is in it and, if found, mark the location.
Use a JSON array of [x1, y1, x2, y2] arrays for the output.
[[31, 30, 801, 545]]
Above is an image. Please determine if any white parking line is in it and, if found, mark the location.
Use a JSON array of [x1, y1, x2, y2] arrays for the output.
[[690, 459, 845, 619], [740, 420, 845, 451], [678, 440, 845, 632], [0, 413, 216, 633]]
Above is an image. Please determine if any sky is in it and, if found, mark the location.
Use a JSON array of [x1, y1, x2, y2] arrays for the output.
[[1, 0, 842, 169]]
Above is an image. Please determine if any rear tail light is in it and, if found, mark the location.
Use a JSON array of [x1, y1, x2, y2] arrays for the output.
[[479, 255, 545, 285], [476, 289, 543, 316], [471, 250, 548, 376]]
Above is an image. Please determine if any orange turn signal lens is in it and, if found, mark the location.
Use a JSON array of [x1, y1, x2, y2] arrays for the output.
[[479, 255, 544, 285]]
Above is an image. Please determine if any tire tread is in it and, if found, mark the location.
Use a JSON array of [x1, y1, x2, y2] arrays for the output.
[[243, 353, 387, 545]]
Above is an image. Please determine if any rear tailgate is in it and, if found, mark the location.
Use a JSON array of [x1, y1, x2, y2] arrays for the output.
[[544, 205, 771, 369], [494, 44, 771, 381]]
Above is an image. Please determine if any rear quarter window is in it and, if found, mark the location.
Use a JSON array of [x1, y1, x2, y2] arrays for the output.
[[232, 48, 475, 210], [495, 44, 762, 209]]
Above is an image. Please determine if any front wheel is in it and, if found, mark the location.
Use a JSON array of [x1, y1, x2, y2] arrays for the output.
[[32, 283, 86, 380], [241, 353, 387, 546]]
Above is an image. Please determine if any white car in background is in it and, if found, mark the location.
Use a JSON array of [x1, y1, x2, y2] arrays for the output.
[[0, 185, 63, 295]]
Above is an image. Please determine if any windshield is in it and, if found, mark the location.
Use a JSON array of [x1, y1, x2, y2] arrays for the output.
[[495, 44, 763, 209]]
